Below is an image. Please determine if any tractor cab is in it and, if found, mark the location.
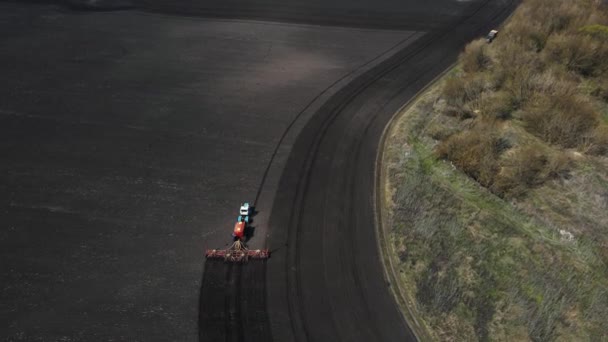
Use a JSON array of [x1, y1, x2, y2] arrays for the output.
[[240, 202, 250, 216]]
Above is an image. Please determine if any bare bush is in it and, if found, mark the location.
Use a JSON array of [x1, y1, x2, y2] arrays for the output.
[[547, 1, 586, 32], [493, 145, 548, 197], [529, 70, 578, 96], [460, 39, 492, 73], [587, 124, 608, 155], [436, 123, 509, 186], [544, 33, 608, 76], [595, 77, 608, 100], [443, 76, 466, 108], [508, 18, 550, 52], [487, 67, 508, 90], [442, 74, 487, 116], [524, 0, 588, 33], [492, 40, 546, 108], [585, 8, 608, 26], [479, 90, 515, 120], [503, 67, 539, 108], [521, 94, 599, 148], [426, 117, 460, 141], [495, 37, 544, 71], [544, 151, 573, 178]]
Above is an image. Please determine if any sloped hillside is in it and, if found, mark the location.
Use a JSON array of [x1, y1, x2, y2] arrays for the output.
[[383, 0, 608, 340]]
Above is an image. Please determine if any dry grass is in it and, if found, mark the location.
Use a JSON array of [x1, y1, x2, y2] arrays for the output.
[[383, 0, 608, 340]]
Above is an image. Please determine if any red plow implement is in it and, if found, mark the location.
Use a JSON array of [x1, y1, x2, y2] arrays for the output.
[[205, 240, 270, 263]]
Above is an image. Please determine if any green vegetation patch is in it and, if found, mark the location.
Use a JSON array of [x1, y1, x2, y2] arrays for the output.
[[385, 90, 608, 340]]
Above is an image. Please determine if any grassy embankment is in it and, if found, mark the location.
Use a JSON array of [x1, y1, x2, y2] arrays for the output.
[[382, 0, 608, 340]]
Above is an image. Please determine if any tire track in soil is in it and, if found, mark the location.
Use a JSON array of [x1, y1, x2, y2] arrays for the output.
[[241, 261, 271, 342], [199, 260, 229, 342], [225, 263, 244, 342], [266, 0, 518, 341], [198, 0, 517, 340], [199, 259, 270, 342]]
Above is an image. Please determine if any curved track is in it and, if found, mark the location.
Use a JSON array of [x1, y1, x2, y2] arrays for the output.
[[264, 0, 517, 341], [199, 0, 517, 338]]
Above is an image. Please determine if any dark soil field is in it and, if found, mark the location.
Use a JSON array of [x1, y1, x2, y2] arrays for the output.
[[0, 0, 516, 341], [0, 3, 416, 340]]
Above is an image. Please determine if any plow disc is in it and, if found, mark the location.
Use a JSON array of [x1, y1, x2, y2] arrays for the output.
[[206, 240, 270, 263]]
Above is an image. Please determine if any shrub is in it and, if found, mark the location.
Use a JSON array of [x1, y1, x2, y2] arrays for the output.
[[544, 33, 608, 76], [540, 0, 586, 32], [594, 76, 608, 101], [544, 151, 573, 178], [460, 39, 492, 73], [426, 118, 460, 141], [508, 18, 550, 52], [442, 74, 487, 116], [479, 90, 516, 120], [587, 124, 608, 155], [503, 66, 539, 108], [436, 123, 509, 186], [443, 76, 467, 107], [487, 67, 508, 90], [494, 38, 544, 71], [585, 8, 608, 27], [521, 94, 599, 148], [545, 1, 583, 33], [493, 145, 549, 197], [530, 70, 578, 97]]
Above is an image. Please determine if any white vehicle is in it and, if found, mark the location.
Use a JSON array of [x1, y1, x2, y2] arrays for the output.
[[240, 202, 250, 216], [486, 29, 498, 43], [237, 202, 251, 223]]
